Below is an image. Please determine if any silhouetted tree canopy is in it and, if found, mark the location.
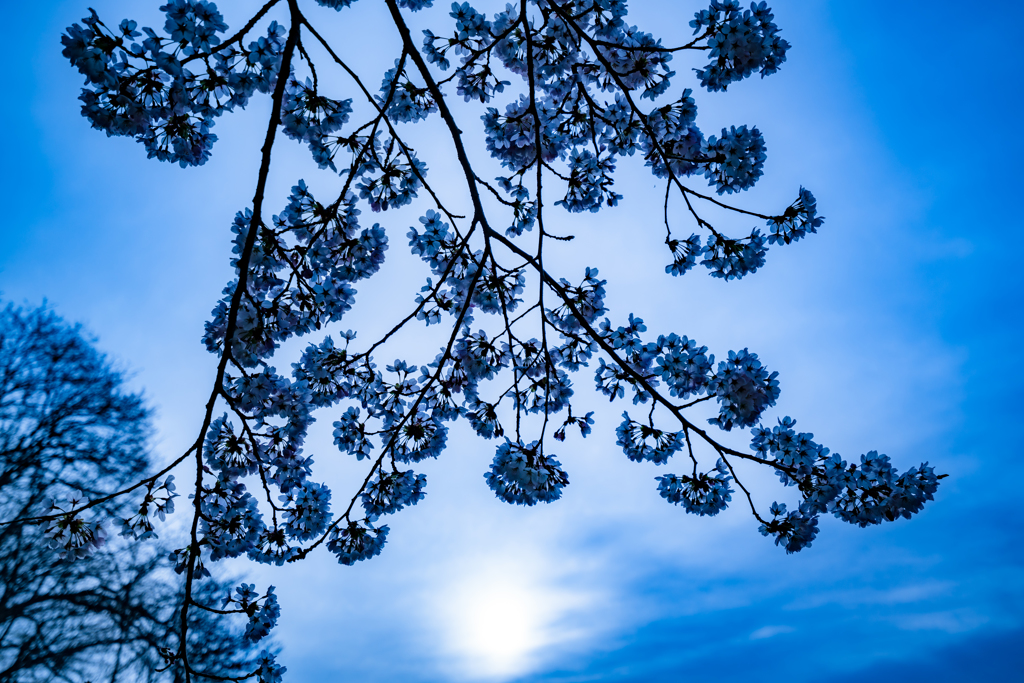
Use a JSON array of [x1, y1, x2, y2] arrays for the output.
[[0, 303, 257, 683]]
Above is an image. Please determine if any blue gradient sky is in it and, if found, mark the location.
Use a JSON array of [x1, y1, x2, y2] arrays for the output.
[[2, 1, 1022, 681]]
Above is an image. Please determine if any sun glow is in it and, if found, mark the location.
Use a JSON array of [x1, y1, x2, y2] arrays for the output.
[[434, 555, 589, 680], [455, 581, 544, 675]]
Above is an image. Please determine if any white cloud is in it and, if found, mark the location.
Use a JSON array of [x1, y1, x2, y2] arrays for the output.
[[892, 610, 989, 635], [750, 625, 795, 640]]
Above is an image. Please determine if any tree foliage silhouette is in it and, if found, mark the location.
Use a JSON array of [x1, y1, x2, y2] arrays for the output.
[[8, 0, 946, 679], [0, 303, 256, 682]]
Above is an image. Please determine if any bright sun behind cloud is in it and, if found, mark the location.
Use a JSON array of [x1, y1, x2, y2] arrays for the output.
[[431, 551, 596, 681], [453, 580, 545, 676]]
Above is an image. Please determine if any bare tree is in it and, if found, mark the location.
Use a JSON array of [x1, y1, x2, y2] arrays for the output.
[[0, 303, 257, 683]]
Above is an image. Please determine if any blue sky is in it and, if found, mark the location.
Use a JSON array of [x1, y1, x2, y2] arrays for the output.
[[2, 1, 1022, 681]]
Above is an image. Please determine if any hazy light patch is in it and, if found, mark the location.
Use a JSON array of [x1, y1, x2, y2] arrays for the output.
[[892, 610, 990, 634], [430, 551, 597, 681], [750, 625, 795, 640], [785, 581, 956, 610]]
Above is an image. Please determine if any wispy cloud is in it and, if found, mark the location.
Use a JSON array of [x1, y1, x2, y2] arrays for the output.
[[749, 625, 794, 640]]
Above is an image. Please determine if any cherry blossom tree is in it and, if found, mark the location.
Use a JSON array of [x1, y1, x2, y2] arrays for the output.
[[8, 1, 946, 679]]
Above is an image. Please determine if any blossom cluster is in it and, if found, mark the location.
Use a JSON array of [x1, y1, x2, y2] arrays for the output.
[[255, 650, 286, 683], [361, 469, 427, 518], [664, 188, 821, 281], [407, 210, 527, 329], [62, 3, 286, 166], [641, 91, 702, 179], [281, 75, 354, 167], [767, 187, 824, 245], [751, 418, 940, 551], [316, 0, 435, 14], [120, 475, 178, 540], [592, 321, 779, 437], [701, 231, 768, 280], [424, 0, 797, 221], [422, 0, 817, 286], [485, 440, 569, 506], [203, 181, 387, 367], [707, 348, 779, 430], [831, 452, 940, 526], [702, 125, 766, 194], [225, 583, 281, 643], [60, 0, 429, 208], [655, 334, 713, 399], [546, 268, 607, 336], [62, 0, 823, 292], [378, 59, 437, 123], [690, 1, 790, 91], [615, 413, 683, 465], [759, 501, 819, 553], [327, 520, 390, 565], [656, 460, 734, 516], [45, 491, 107, 561], [752, 417, 827, 483]]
